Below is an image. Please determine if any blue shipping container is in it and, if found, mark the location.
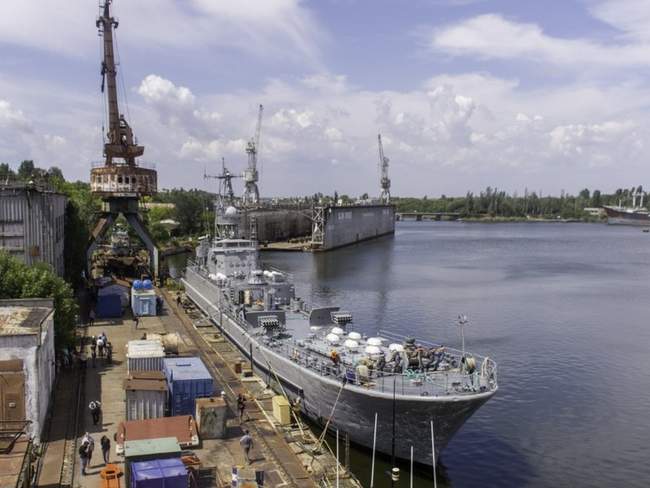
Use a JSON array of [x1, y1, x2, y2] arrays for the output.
[[96, 294, 122, 318], [163, 357, 214, 416], [130, 458, 188, 488]]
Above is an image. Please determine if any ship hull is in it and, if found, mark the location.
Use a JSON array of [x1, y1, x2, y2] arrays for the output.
[[183, 267, 495, 465], [603, 206, 650, 226]]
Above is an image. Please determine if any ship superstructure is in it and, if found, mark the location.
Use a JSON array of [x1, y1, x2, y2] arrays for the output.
[[182, 200, 498, 466]]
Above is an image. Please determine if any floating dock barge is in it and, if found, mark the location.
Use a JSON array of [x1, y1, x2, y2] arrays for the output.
[[311, 204, 395, 251]]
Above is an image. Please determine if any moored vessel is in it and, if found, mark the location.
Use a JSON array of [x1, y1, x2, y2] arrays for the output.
[[181, 192, 498, 465], [603, 187, 650, 226]]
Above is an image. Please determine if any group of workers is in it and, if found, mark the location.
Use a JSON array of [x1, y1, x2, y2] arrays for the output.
[[89, 332, 112, 366], [78, 431, 111, 476], [326, 339, 477, 385]]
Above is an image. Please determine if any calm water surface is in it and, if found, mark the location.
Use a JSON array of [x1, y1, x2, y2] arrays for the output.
[[260, 222, 650, 488]]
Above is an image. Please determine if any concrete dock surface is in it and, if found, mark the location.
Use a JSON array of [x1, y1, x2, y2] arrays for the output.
[[36, 289, 360, 488]]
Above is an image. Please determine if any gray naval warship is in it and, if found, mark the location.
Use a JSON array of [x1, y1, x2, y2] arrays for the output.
[[182, 203, 498, 466]]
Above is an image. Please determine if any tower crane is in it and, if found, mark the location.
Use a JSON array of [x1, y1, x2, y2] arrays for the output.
[[378, 133, 391, 204], [243, 104, 264, 205]]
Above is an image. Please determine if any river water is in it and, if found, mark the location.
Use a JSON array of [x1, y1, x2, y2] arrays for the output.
[[170, 222, 650, 487]]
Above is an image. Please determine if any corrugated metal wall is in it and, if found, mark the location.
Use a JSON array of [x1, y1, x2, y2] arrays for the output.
[[125, 389, 166, 421], [0, 187, 66, 276]]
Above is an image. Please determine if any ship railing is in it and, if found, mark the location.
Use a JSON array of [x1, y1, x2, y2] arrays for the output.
[[273, 341, 497, 397]]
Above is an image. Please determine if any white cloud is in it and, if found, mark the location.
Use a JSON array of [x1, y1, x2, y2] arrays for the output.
[[324, 127, 343, 142], [431, 13, 650, 67], [301, 74, 349, 94], [179, 137, 247, 162], [0, 100, 33, 133], [2, 66, 650, 196], [138, 75, 195, 108], [0, 0, 323, 64], [589, 0, 650, 42], [271, 108, 316, 130], [549, 121, 637, 158]]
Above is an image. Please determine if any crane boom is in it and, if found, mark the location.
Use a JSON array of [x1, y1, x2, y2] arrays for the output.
[[243, 104, 264, 205], [378, 133, 391, 204], [254, 104, 263, 156]]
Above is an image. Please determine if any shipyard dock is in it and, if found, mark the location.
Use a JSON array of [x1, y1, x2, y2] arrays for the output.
[[34, 290, 361, 488], [311, 204, 395, 251]]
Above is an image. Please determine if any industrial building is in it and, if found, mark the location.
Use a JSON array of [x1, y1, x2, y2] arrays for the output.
[[0, 183, 67, 276], [0, 298, 56, 442]]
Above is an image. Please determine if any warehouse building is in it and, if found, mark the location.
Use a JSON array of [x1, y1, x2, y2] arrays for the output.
[[0, 298, 56, 442], [0, 182, 67, 276]]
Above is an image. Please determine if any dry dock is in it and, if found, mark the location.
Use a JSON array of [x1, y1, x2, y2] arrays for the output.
[[35, 290, 361, 488]]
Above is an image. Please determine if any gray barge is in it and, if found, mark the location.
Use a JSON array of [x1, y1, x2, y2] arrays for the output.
[[311, 204, 395, 251], [181, 203, 498, 467]]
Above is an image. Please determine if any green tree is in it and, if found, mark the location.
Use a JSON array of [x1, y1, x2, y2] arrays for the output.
[[0, 163, 14, 179], [17, 160, 35, 179], [591, 190, 602, 208], [173, 191, 205, 235], [0, 252, 78, 348]]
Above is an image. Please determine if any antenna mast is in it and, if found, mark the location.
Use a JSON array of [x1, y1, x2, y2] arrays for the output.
[[378, 133, 391, 204], [243, 104, 263, 206]]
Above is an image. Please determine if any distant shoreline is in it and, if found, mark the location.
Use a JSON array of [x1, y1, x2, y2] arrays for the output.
[[398, 216, 604, 224]]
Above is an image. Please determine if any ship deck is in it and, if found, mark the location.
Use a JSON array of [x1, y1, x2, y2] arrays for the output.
[[187, 263, 498, 399], [238, 303, 497, 399]]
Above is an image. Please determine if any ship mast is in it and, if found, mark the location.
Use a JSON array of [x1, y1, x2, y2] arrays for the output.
[[97, 0, 143, 166]]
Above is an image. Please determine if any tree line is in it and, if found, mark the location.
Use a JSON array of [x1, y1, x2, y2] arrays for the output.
[[392, 187, 641, 219]]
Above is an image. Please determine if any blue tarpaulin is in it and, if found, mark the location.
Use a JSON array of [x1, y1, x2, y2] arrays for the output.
[[96, 293, 122, 318], [130, 458, 188, 488]]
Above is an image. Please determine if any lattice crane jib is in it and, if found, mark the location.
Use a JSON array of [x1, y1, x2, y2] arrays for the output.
[[378, 133, 391, 204], [87, 0, 159, 278]]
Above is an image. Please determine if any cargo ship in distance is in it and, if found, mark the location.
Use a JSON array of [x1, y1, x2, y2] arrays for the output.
[[603, 187, 650, 226], [181, 202, 498, 466]]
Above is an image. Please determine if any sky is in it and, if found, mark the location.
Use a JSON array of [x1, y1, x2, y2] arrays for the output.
[[1, 0, 649, 197]]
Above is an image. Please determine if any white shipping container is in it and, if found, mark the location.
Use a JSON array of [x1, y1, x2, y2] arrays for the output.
[[125, 388, 166, 421], [124, 377, 167, 421], [126, 340, 164, 374]]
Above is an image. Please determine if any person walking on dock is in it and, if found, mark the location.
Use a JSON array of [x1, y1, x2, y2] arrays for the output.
[[237, 393, 249, 422], [106, 341, 113, 364], [239, 429, 254, 464], [82, 432, 95, 466], [79, 441, 90, 476], [97, 332, 106, 357], [89, 401, 102, 425], [100, 435, 111, 465], [134, 316, 140, 329], [88, 308, 95, 327]]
